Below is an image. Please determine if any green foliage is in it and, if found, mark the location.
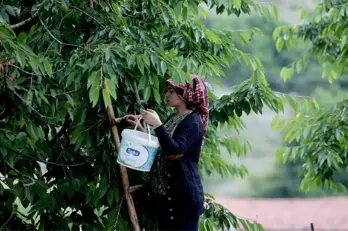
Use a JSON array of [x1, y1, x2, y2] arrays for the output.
[[201, 195, 263, 231], [0, 0, 283, 230], [272, 0, 348, 192], [202, 13, 331, 95], [246, 82, 348, 199]]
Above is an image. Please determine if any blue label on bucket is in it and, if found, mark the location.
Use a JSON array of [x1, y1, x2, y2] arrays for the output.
[[117, 138, 159, 171], [126, 148, 140, 156]]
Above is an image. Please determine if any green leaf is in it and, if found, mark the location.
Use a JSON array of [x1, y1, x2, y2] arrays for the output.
[[138, 75, 147, 90], [28, 55, 40, 74], [311, 99, 319, 110], [71, 127, 82, 144], [150, 54, 158, 66], [272, 4, 279, 20], [102, 88, 112, 107], [107, 208, 118, 229], [280, 66, 294, 81], [15, 49, 26, 67], [302, 52, 309, 66], [276, 38, 284, 52], [182, 5, 188, 20], [260, 5, 271, 21], [340, 35, 347, 50], [114, 185, 121, 202], [256, 223, 264, 231], [160, 61, 167, 76], [239, 31, 251, 45], [26, 124, 38, 141], [162, 9, 170, 25], [206, 30, 218, 43], [137, 56, 144, 74], [87, 71, 99, 89], [232, 0, 242, 10], [105, 47, 112, 61], [89, 85, 100, 107], [142, 54, 150, 66], [39, 92, 49, 105], [271, 116, 281, 129], [151, 75, 160, 89], [107, 79, 117, 100], [107, 189, 114, 206], [153, 88, 161, 104], [72, 179, 81, 191], [25, 186, 34, 202], [174, 2, 183, 18], [295, 61, 302, 73], [127, 54, 136, 67], [198, 6, 208, 18], [43, 58, 52, 76], [143, 87, 151, 101], [5, 5, 16, 16], [239, 219, 252, 231]]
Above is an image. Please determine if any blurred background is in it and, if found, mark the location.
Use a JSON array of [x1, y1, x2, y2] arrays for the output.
[[200, 0, 348, 230]]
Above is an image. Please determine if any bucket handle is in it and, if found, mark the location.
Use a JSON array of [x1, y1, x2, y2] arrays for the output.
[[134, 116, 152, 146]]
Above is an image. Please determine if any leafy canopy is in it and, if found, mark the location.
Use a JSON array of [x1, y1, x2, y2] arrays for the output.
[[273, 0, 348, 192], [0, 0, 285, 230]]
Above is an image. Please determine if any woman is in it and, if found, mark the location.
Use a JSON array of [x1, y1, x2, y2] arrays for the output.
[[124, 74, 209, 231]]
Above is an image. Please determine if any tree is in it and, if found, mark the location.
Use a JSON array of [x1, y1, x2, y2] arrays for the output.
[[250, 85, 348, 199], [273, 0, 348, 192], [0, 0, 283, 230], [201, 13, 332, 95]]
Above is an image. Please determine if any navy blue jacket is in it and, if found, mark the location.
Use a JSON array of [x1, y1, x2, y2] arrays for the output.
[[154, 112, 205, 219]]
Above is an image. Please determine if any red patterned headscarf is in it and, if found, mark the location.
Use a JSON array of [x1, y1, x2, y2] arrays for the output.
[[166, 74, 209, 140]]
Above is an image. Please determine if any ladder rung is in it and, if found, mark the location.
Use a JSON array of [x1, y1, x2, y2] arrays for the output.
[[129, 184, 145, 193]]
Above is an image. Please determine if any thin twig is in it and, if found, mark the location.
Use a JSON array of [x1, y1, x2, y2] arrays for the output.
[[45, 87, 82, 96], [39, 17, 86, 50], [0, 212, 14, 230], [8, 63, 41, 76], [9, 149, 88, 167], [9, 86, 58, 119], [29, 155, 88, 167], [9, 62, 66, 76], [48, 116, 71, 146], [11, 12, 39, 29], [4, 160, 35, 187], [71, 6, 105, 28], [115, 196, 124, 227], [84, 119, 103, 132]]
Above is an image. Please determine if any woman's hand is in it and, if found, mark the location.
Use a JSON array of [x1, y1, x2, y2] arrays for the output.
[[123, 114, 140, 127], [140, 109, 162, 128], [123, 114, 146, 132]]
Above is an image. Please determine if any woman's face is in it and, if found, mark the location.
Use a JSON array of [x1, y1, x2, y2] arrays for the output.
[[165, 86, 185, 107]]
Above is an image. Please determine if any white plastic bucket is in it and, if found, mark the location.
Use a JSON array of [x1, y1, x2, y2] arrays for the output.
[[117, 118, 160, 172]]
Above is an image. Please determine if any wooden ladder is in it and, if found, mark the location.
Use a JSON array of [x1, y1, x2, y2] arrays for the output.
[[85, 1, 142, 229], [107, 106, 142, 231]]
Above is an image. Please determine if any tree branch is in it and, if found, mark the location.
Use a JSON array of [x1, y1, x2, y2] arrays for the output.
[[8, 63, 41, 76], [38, 17, 86, 50], [71, 6, 104, 28], [10, 149, 88, 167], [11, 12, 39, 29], [129, 184, 145, 193], [0, 212, 14, 230], [86, 0, 94, 8], [48, 115, 71, 146]]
